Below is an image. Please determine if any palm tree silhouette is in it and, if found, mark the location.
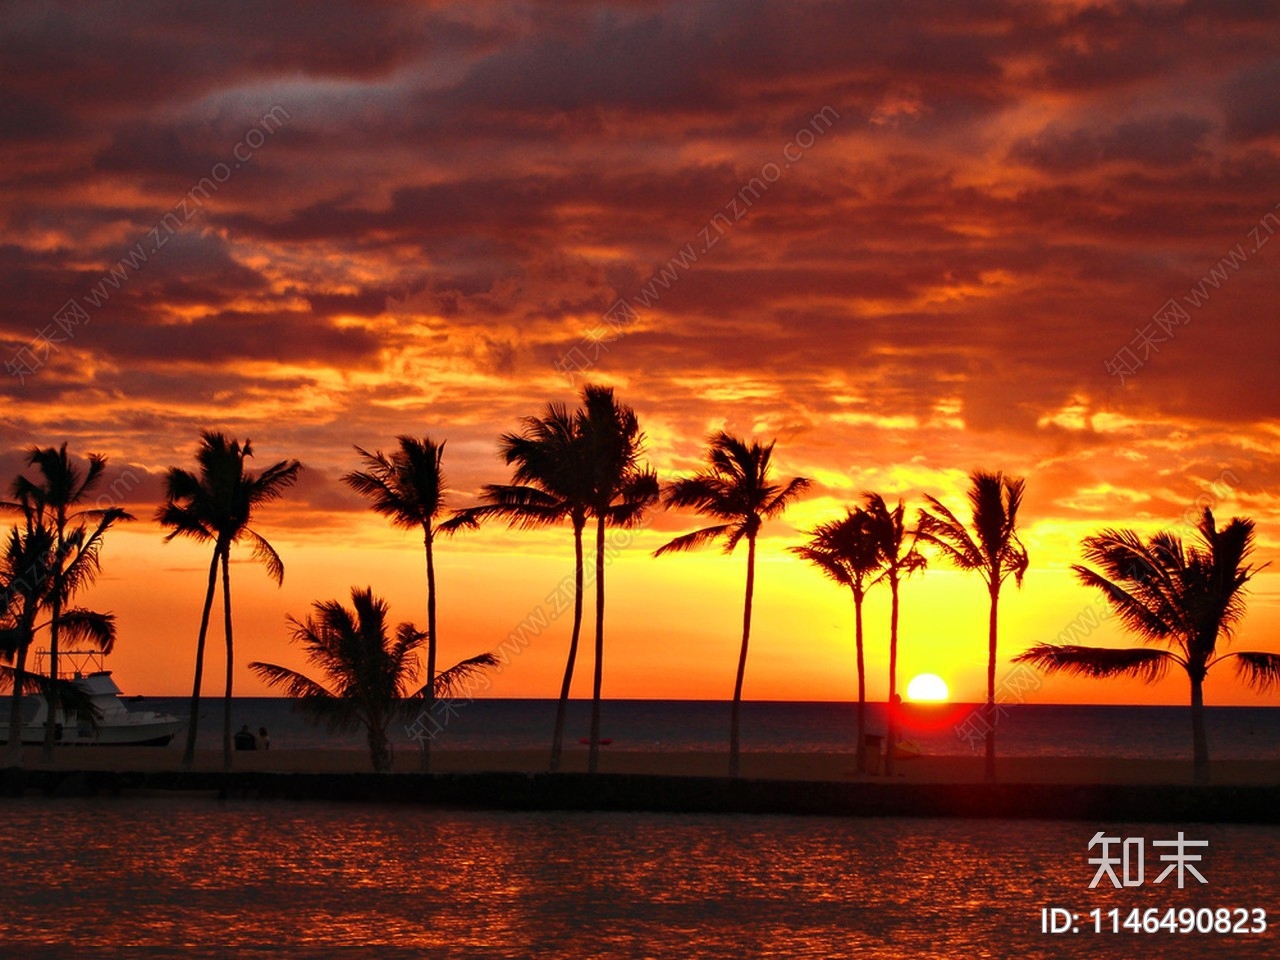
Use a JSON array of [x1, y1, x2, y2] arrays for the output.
[[917, 470, 1028, 783], [472, 402, 593, 772], [342, 437, 475, 772], [6, 444, 132, 760], [249, 588, 497, 772], [157, 432, 302, 771], [2, 511, 54, 767], [655, 432, 810, 777], [864, 493, 926, 776], [790, 507, 881, 773], [579, 386, 659, 774], [1014, 509, 1278, 784], [1, 497, 116, 767]]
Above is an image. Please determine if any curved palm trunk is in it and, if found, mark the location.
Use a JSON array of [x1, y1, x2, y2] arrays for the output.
[[853, 589, 866, 775], [729, 535, 758, 778], [1190, 673, 1209, 785], [40, 572, 63, 762], [421, 527, 438, 773], [221, 548, 235, 772], [5, 642, 31, 768], [550, 520, 585, 772], [181, 549, 221, 770], [984, 584, 999, 784], [885, 574, 900, 777], [588, 513, 606, 774]]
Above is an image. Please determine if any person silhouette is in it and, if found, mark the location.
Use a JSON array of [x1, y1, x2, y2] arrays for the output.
[[234, 724, 257, 751], [258, 726, 270, 750]]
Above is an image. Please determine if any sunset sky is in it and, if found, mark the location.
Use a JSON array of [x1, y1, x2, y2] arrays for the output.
[[2, 1, 1278, 706]]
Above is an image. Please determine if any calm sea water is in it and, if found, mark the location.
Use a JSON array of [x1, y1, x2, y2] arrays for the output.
[[154, 697, 1280, 760], [1, 798, 1276, 957]]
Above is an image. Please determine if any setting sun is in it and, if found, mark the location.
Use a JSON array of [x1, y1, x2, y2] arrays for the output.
[[906, 674, 949, 702]]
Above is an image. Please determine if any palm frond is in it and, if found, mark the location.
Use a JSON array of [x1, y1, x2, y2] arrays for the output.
[[0, 667, 101, 724], [248, 661, 335, 701], [437, 510, 480, 537], [1225, 651, 1280, 693], [248, 661, 361, 732], [653, 524, 733, 557], [916, 498, 983, 571], [244, 528, 285, 585], [426, 652, 499, 700], [761, 476, 812, 518], [55, 608, 116, 652], [1013, 644, 1174, 683]]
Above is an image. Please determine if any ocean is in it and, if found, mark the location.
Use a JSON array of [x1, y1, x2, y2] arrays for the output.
[[2, 799, 1277, 957], [154, 697, 1280, 761], [5, 698, 1278, 954]]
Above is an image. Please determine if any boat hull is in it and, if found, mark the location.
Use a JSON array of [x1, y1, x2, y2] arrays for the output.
[[0, 718, 185, 747]]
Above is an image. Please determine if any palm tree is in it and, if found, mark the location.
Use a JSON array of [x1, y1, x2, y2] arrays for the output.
[[157, 432, 302, 771], [472, 402, 593, 772], [1014, 509, 1278, 784], [578, 385, 659, 774], [6, 444, 132, 760], [864, 493, 926, 776], [916, 470, 1028, 783], [342, 437, 475, 772], [655, 432, 810, 777], [1, 512, 53, 767], [249, 588, 497, 772], [790, 507, 881, 773], [1, 502, 116, 767]]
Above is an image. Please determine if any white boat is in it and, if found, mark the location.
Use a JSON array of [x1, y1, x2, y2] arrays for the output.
[[1, 649, 185, 747]]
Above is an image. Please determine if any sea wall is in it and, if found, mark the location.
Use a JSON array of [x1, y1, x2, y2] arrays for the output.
[[2, 768, 1278, 823]]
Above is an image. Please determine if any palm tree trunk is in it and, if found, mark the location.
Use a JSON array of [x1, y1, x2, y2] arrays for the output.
[[421, 527, 437, 773], [885, 574, 900, 777], [368, 721, 391, 773], [181, 549, 221, 770], [984, 583, 1000, 784], [551, 520, 585, 773], [729, 534, 757, 778], [40, 564, 63, 763], [588, 513, 606, 774], [5, 643, 30, 768], [221, 547, 234, 772], [853, 590, 866, 775], [1190, 672, 1209, 785]]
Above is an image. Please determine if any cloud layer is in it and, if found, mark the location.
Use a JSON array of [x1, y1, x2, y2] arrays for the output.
[[1, 1, 1277, 698]]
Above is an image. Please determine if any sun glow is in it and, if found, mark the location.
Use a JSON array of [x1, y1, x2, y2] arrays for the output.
[[906, 673, 949, 702]]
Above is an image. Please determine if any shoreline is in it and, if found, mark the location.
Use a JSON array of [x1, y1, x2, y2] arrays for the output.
[[7, 746, 1280, 783], [2, 749, 1279, 821]]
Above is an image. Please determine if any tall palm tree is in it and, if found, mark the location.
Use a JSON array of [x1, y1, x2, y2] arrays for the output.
[[1014, 509, 1278, 785], [342, 437, 475, 772], [655, 432, 810, 777], [578, 385, 659, 774], [472, 402, 593, 772], [1, 512, 53, 768], [158, 431, 302, 771], [864, 493, 926, 776], [6, 444, 132, 760], [249, 588, 497, 772], [790, 507, 881, 772], [917, 470, 1028, 783], [1, 501, 116, 767]]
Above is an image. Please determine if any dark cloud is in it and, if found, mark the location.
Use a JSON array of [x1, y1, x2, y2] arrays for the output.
[[1223, 58, 1280, 141], [0, 0, 1276, 547], [1010, 116, 1213, 173], [307, 290, 389, 318]]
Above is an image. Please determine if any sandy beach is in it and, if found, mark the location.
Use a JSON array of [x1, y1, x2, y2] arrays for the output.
[[11, 746, 1280, 785]]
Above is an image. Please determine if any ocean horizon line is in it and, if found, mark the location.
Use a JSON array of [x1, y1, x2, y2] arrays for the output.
[[153, 695, 1279, 709]]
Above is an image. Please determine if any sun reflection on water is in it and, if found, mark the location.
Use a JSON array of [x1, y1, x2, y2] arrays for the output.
[[0, 798, 1275, 958]]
